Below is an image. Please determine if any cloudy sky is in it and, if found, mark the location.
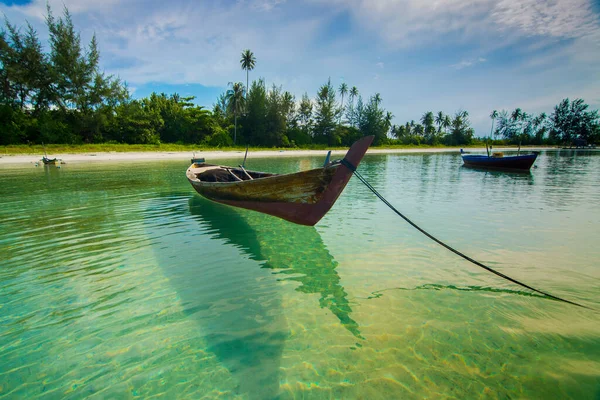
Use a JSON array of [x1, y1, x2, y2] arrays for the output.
[[1, 0, 599, 134]]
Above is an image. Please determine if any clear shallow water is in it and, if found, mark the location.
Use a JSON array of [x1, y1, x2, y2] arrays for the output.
[[1, 150, 599, 399]]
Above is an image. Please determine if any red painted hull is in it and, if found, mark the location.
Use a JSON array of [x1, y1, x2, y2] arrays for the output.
[[186, 136, 374, 225]]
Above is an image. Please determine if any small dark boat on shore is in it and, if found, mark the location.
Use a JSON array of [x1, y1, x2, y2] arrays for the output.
[[40, 143, 62, 165], [42, 156, 60, 165], [460, 149, 538, 171], [186, 136, 374, 226]]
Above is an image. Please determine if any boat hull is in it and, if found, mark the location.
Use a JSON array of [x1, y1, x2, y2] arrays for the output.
[[462, 153, 538, 171], [187, 136, 374, 225], [42, 157, 59, 165]]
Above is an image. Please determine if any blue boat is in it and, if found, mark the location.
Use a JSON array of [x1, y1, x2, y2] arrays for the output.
[[460, 149, 538, 171]]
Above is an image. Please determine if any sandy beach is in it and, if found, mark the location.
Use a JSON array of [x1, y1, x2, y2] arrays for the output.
[[0, 146, 556, 167]]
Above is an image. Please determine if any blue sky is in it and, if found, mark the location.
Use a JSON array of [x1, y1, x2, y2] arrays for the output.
[[1, 0, 599, 135]]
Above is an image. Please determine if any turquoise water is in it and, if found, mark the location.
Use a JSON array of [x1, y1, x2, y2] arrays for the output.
[[1, 150, 599, 399]]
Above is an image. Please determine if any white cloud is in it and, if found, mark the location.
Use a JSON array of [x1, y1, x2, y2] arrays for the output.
[[249, 0, 287, 11], [492, 0, 599, 39], [450, 60, 473, 70], [450, 57, 486, 70], [309, 0, 600, 46], [309, 0, 494, 46], [2, 0, 327, 87], [14, 0, 123, 21]]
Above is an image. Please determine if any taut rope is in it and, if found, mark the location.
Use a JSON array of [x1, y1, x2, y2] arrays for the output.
[[339, 158, 592, 310]]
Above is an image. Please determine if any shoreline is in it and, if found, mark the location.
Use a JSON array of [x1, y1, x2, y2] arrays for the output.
[[0, 146, 559, 167]]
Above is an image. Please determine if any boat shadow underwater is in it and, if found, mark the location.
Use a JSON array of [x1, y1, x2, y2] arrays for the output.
[[143, 194, 362, 399], [187, 196, 362, 340]]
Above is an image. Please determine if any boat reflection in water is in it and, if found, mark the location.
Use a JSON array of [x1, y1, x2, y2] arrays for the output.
[[188, 196, 361, 339]]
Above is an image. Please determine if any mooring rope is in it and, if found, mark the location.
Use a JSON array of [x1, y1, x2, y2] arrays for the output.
[[344, 161, 591, 310]]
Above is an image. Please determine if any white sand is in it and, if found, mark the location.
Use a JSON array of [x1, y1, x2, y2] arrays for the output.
[[0, 147, 556, 167]]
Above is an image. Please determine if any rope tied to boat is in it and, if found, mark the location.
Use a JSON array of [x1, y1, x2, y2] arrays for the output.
[[344, 164, 592, 310], [340, 158, 357, 172]]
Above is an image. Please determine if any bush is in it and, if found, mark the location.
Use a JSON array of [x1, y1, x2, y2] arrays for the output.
[[286, 127, 312, 146], [206, 127, 233, 147], [39, 112, 77, 144], [0, 106, 28, 145]]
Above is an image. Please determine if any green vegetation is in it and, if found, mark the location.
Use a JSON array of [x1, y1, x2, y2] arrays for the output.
[[391, 109, 473, 146], [1, 6, 598, 151], [392, 104, 599, 147], [489, 101, 599, 146]]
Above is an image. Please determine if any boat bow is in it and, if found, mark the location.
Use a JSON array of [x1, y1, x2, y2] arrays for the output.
[[186, 136, 374, 225]]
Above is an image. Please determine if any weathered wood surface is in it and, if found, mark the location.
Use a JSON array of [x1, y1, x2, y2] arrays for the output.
[[185, 135, 374, 225], [187, 165, 337, 204]]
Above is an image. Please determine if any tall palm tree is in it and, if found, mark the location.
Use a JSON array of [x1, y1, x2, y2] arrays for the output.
[[226, 82, 246, 145], [496, 110, 510, 139], [435, 111, 444, 133], [489, 110, 498, 141], [338, 82, 348, 124], [348, 86, 359, 126], [442, 115, 451, 134], [421, 111, 434, 133], [349, 86, 358, 99], [349, 86, 358, 105], [240, 49, 256, 99], [373, 93, 382, 109], [532, 112, 547, 143], [534, 112, 547, 128], [384, 111, 394, 133], [511, 108, 522, 121]]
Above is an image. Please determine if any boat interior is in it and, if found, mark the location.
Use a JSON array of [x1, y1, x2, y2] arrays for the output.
[[191, 164, 276, 183]]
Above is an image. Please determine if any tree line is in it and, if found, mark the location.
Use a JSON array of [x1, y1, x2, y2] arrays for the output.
[[391, 100, 599, 147], [391, 110, 474, 146], [1, 6, 598, 148], [213, 73, 394, 148], [490, 101, 599, 145]]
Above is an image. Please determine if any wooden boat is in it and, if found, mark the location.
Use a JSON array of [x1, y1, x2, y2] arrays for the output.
[[186, 135, 374, 226], [460, 149, 538, 171], [42, 156, 60, 165]]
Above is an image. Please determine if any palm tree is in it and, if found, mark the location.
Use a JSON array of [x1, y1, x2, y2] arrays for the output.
[[338, 82, 348, 124], [240, 49, 256, 99], [435, 111, 444, 133], [350, 86, 358, 101], [490, 110, 498, 141], [496, 110, 511, 139], [509, 108, 524, 142], [226, 82, 246, 145], [373, 93, 381, 109], [348, 86, 359, 126], [421, 111, 434, 137], [533, 112, 547, 143], [442, 115, 451, 134], [511, 108, 522, 121], [384, 111, 394, 132], [534, 112, 547, 130]]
